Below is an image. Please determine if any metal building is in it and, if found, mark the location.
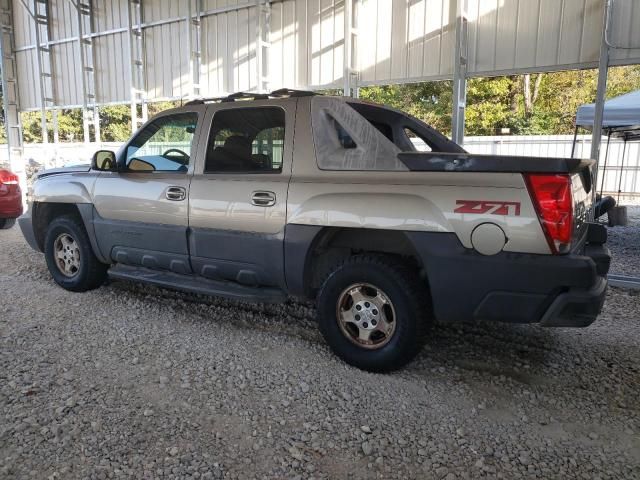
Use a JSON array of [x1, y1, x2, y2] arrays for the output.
[[1, 0, 640, 172]]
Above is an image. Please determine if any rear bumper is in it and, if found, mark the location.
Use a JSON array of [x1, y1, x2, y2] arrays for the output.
[[406, 223, 610, 327], [0, 185, 23, 218], [539, 276, 607, 327]]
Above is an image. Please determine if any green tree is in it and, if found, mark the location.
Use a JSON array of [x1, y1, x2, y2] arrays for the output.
[[360, 65, 640, 137], [20, 109, 83, 143], [99, 105, 131, 142]]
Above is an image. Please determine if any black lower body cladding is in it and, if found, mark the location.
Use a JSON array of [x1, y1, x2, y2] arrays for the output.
[[285, 223, 610, 327], [405, 223, 610, 326]]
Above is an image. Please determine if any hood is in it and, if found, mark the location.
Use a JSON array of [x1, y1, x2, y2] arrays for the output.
[[36, 164, 91, 179]]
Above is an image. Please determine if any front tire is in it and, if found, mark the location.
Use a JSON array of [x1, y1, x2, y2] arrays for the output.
[[316, 255, 431, 372], [44, 215, 108, 292]]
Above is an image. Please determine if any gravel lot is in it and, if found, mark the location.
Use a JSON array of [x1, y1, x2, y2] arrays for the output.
[[1, 222, 639, 480], [608, 206, 640, 276]]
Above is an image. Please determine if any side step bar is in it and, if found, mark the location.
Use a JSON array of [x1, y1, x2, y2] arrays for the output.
[[608, 274, 640, 290], [108, 264, 287, 303]]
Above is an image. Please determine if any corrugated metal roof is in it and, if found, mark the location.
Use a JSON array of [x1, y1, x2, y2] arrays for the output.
[[8, 0, 640, 110]]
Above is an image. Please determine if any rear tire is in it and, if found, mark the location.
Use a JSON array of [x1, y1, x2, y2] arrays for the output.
[[316, 254, 431, 372], [0, 218, 16, 229], [44, 215, 108, 292]]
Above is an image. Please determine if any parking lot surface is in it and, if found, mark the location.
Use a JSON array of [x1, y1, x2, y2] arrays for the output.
[[1, 220, 639, 480]]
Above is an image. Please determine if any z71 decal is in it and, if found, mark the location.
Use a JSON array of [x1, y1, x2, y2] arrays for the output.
[[454, 200, 521, 216]]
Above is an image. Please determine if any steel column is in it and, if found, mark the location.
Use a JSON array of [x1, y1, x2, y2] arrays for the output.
[[256, 0, 270, 93], [187, 0, 202, 98], [342, 0, 359, 97], [451, 0, 468, 145], [0, 0, 24, 180], [21, 0, 55, 143], [128, 0, 147, 133], [590, 0, 612, 220], [72, 0, 100, 142]]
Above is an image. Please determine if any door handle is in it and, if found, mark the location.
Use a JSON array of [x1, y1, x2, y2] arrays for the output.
[[251, 190, 276, 207], [166, 186, 186, 201]]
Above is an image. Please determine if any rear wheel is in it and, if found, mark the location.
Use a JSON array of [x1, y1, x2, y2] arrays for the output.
[[316, 255, 431, 372], [0, 218, 16, 229], [44, 215, 107, 292]]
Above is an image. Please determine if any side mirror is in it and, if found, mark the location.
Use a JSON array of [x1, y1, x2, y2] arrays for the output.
[[92, 150, 117, 171]]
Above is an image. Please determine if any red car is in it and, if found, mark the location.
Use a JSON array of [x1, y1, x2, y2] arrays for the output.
[[0, 169, 23, 229]]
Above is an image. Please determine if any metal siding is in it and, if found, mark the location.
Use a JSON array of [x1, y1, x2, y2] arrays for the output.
[[52, 42, 81, 106], [94, 32, 130, 104], [15, 49, 38, 109], [8, 0, 640, 111], [389, 0, 407, 81], [493, 0, 518, 71], [93, 0, 128, 31], [406, 0, 424, 78], [49, 0, 78, 41], [537, 0, 563, 67], [201, 3, 258, 95], [609, 0, 640, 61], [13, 0, 35, 48]]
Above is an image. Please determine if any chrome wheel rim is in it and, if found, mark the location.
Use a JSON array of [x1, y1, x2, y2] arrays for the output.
[[336, 283, 396, 350], [54, 233, 81, 277]]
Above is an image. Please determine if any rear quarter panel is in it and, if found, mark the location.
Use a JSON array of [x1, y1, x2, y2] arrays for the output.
[[290, 98, 550, 255], [287, 172, 550, 255]]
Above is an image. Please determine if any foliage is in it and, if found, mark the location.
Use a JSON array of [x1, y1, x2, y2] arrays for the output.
[[20, 109, 84, 143], [360, 65, 640, 136], [100, 105, 131, 142]]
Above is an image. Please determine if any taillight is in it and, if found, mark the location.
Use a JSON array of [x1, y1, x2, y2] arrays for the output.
[[0, 170, 19, 185], [525, 173, 573, 254]]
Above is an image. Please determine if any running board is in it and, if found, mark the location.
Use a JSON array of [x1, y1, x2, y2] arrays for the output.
[[608, 274, 640, 290], [108, 264, 287, 303]]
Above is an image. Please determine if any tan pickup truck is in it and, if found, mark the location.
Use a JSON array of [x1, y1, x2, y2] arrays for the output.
[[19, 89, 611, 371]]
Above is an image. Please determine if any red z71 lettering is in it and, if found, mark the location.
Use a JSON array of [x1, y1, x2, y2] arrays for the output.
[[454, 200, 521, 216]]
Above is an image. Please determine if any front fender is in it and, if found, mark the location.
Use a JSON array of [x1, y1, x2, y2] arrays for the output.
[[32, 173, 96, 204]]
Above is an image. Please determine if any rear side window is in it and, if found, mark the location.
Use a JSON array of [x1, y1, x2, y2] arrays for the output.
[[311, 96, 405, 171], [205, 107, 285, 173]]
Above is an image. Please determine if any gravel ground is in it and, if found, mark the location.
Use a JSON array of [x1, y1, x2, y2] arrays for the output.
[[1, 224, 639, 480], [607, 206, 640, 276]]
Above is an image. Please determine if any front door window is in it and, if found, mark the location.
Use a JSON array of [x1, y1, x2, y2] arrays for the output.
[[125, 113, 198, 172]]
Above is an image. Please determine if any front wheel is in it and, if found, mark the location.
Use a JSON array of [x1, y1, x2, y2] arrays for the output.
[[44, 215, 108, 292], [316, 255, 431, 372]]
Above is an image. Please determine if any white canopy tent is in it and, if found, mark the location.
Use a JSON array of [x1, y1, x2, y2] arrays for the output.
[[576, 90, 640, 133], [574, 89, 640, 208]]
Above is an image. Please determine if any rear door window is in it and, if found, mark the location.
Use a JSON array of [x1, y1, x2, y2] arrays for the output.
[[205, 107, 285, 173]]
